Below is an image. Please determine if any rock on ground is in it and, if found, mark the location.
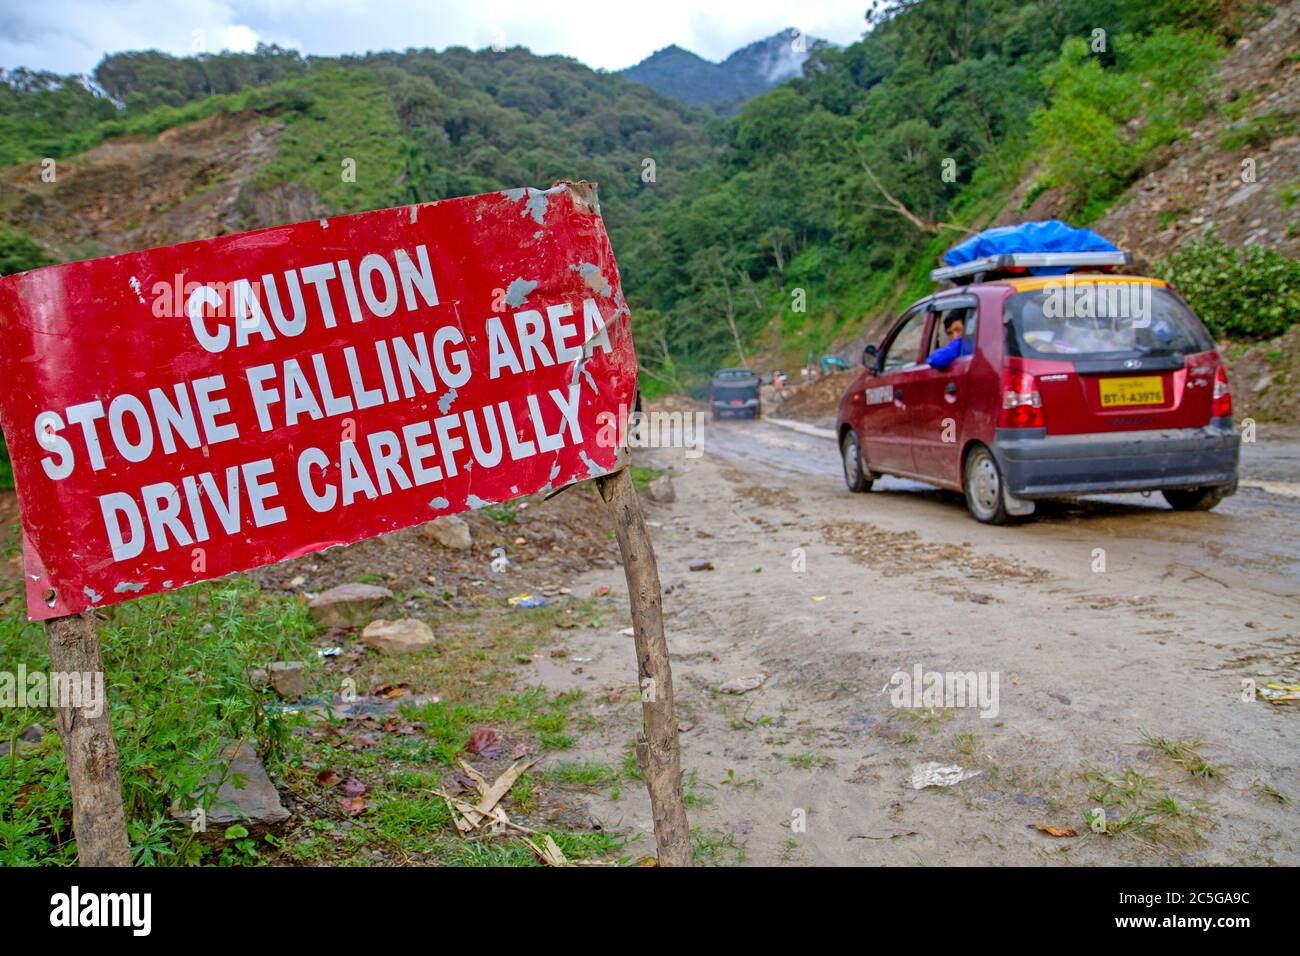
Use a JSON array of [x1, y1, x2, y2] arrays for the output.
[[169, 740, 290, 839], [424, 514, 473, 550], [267, 661, 308, 699], [361, 618, 437, 654], [308, 583, 393, 627], [646, 475, 676, 503]]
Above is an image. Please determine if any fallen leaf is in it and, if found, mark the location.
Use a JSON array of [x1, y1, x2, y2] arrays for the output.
[[315, 769, 341, 788], [449, 771, 478, 794], [473, 759, 539, 817], [339, 796, 372, 816], [466, 727, 503, 758], [1035, 825, 1078, 838], [341, 777, 368, 798], [523, 833, 568, 866]]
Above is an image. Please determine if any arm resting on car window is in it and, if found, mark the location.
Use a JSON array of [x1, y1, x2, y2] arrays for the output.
[[927, 339, 962, 369]]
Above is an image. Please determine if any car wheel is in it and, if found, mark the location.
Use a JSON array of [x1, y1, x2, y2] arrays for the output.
[[964, 445, 1010, 524], [841, 431, 873, 493], [1162, 486, 1226, 512]]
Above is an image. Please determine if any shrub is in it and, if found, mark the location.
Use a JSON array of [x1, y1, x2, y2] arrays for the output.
[[1153, 236, 1300, 340], [0, 223, 53, 277], [1219, 112, 1298, 151]]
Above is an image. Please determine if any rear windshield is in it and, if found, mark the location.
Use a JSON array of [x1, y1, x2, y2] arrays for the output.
[[714, 369, 757, 381], [1004, 282, 1212, 359]]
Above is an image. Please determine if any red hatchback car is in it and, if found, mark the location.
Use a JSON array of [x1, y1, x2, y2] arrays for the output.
[[836, 268, 1241, 524]]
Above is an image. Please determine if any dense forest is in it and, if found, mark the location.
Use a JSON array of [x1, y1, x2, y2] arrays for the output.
[[0, 0, 1291, 406]]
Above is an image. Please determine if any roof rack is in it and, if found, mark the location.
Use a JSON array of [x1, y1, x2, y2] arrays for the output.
[[930, 251, 1132, 285]]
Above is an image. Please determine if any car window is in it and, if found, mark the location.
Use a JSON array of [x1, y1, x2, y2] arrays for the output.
[[1004, 283, 1212, 358], [881, 308, 929, 372], [928, 305, 976, 356]]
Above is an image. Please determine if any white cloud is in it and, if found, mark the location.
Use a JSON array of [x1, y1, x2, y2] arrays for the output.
[[0, 0, 869, 75]]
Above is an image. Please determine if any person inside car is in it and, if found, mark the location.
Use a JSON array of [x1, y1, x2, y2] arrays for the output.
[[927, 313, 967, 369]]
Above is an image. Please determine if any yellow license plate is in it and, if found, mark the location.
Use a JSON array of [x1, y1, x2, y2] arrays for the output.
[[1099, 375, 1164, 407]]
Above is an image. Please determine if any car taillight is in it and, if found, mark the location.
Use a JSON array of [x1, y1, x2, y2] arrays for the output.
[[1212, 365, 1232, 418], [999, 369, 1043, 428]]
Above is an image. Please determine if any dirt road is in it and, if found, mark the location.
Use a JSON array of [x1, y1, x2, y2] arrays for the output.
[[533, 416, 1298, 865]]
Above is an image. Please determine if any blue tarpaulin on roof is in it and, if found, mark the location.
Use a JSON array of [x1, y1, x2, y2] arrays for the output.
[[943, 220, 1119, 276]]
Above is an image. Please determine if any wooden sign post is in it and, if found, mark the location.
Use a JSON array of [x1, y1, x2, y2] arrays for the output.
[[597, 467, 692, 866], [43, 612, 132, 866]]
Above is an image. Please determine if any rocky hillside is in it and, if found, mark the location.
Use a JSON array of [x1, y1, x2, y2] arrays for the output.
[[1004, 1, 1299, 265], [0, 46, 715, 264]]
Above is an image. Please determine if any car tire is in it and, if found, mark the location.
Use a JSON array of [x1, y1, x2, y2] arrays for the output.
[[841, 430, 873, 493], [1162, 486, 1226, 512], [964, 445, 1011, 525]]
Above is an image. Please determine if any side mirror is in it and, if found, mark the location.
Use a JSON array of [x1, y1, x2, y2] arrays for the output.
[[862, 344, 878, 372]]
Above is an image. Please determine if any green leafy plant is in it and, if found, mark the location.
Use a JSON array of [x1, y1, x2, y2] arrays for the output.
[[0, 578, 315, 865], [1153, 236, 1300, 340], [1028, 29, 1221, 220]]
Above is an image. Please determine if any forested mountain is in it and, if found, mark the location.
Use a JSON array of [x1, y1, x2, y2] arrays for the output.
[[620, 30, 820, 113], [0, 0, 1294, 408]]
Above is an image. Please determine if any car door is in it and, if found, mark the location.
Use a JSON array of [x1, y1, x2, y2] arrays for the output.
[[909, 296, 978, 488], [859, 304, 932, 476]]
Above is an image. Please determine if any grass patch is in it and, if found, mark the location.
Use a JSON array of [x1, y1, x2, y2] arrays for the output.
[[542, 761, 620, 788], [400, 686, 584, 766], [693, 828, 745, 866], [1084, 766, 1217, 850], [786, 752, 836, 771], [1140, 731, 1227, 782], [629, 465, 664, 492], [1254, 780, 1291, 807]]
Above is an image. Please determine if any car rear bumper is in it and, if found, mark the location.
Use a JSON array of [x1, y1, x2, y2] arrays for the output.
[[992, 418, 1240, 498], [712, 398, 760, 412]]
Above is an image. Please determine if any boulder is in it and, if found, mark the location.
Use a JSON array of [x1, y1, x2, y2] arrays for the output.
[[0, 723, 44, 758], [308, 583, 393, 627], [646, 475, 676, 503], [426, 514, 472, 550], [169, 741, 290, 840], [267, 661, 308, 699], [361, 618, 436, 654]]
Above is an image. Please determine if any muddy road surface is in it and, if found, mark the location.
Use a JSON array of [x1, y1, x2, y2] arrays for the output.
[[534, 416, 1298, 865]]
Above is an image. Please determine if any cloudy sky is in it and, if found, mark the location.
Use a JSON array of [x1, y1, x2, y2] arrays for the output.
[[0, 0, 872, 76]]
